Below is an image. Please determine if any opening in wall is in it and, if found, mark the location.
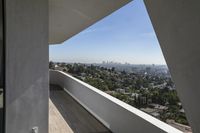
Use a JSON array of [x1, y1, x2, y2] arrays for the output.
[[49, 0, 192, 132]]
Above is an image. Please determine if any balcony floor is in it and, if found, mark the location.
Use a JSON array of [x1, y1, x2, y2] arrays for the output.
[[49, 85, 111, 133]]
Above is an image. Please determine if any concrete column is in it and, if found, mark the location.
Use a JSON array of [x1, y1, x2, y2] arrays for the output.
[[144, 1, 200, 133], [4, 0, 48, 133]]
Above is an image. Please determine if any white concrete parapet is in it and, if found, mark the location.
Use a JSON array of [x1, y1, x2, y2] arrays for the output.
[[50, 70, 183, 133]]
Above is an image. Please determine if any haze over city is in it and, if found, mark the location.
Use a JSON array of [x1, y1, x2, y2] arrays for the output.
[[49, 0, 166, 65]]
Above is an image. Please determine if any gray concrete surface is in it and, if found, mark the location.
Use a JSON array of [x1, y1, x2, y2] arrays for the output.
[[50, 70, 182, 133], [144, 1, 200, 133], [0, 0, 4, 132], [50, 85, 111, 133], [4, 0, 49, 133], [49, 0, 132, 44]]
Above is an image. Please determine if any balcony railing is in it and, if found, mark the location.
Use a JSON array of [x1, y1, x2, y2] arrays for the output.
[[50, 70, 183, 133]]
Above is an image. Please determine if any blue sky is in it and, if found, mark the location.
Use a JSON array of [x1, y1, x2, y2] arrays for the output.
[[49, 0, 166, 65]]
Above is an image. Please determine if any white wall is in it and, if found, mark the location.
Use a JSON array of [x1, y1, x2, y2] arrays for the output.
[[50, 70, 182, 133]]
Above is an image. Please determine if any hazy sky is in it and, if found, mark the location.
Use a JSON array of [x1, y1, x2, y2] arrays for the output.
[[49, 0, 166, 65]]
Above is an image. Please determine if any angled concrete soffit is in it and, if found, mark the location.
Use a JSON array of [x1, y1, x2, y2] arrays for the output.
[[49, 0, 132, 44]]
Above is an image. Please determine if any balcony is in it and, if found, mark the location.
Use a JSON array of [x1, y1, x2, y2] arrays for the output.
[[49, 70, 183, 133], [49, 85, 111, 133]]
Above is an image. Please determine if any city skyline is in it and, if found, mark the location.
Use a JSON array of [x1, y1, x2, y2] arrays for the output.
[[49, 0, 167, 65]]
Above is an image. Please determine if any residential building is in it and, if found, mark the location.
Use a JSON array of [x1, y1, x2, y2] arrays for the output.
[[0, 0, 200, 133]]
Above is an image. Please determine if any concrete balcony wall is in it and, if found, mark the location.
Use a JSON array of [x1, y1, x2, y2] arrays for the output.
[[50, 70, 182, 133], [4, 0, 49, 132]]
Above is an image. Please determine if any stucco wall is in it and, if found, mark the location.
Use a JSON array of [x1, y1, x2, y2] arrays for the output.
[[5, 0, 49, 133]]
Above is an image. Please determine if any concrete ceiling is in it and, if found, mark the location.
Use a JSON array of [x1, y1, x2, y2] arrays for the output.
[[49, 0, 132, 44]]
